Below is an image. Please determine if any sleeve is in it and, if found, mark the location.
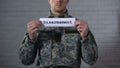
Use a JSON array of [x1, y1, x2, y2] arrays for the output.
[[18, 33, 37, 65], [81, 30, 98, 65]]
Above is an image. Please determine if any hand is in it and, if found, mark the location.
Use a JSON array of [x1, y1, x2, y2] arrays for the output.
[[74, 20, 89, 40], [27, 20, 42, 42]]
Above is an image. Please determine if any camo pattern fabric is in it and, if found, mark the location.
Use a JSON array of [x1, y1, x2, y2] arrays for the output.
[[19, 10, 98, 68]]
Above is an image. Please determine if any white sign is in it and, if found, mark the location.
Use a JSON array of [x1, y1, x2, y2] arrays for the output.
[[39, 18, 75, 27]]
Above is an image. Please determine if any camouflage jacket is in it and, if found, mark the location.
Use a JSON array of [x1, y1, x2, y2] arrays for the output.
[[19, 10, 98, 68]]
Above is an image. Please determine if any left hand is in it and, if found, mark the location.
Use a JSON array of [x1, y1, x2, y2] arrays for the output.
[[74, 20, 89, 40]]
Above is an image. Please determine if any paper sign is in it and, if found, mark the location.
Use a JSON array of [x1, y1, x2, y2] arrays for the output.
[[39, 18, 75, 27]]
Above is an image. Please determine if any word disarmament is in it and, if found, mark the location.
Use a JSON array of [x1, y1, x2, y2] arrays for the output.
[[39, 18, 75, 27]]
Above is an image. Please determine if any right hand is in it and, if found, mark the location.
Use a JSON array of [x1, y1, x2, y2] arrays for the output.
[[27, 20, 42, 42]]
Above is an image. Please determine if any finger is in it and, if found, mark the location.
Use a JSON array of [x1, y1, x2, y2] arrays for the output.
[[29, 28, 39, 34], [78, 27, 83, 31], [74, 21, 85, 27], [28, 26, 39, 32], [76, 25, 85, 29], [27, 22, 41, 30], [75, 20, 87, 24], [28, 28, 39, 40], [35, 20, 42, 25], [27, 24, 38, 30], [27, 20, 42, 27], [74, 22, 83, 26]]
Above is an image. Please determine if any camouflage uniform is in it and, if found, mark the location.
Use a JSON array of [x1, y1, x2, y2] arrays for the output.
[[19, 10, 98, 68]]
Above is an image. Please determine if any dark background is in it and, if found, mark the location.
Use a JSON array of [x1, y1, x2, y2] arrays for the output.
[[0, 0, 120, 68]]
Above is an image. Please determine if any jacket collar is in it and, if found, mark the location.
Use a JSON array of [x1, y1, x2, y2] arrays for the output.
[[48, 10, 70, 18]]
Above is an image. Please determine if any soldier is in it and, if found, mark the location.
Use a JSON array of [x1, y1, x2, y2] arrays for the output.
[[19, 0, 98, 68]]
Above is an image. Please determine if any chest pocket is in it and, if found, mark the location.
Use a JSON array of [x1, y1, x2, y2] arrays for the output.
[[62, 33, 79, 47]]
